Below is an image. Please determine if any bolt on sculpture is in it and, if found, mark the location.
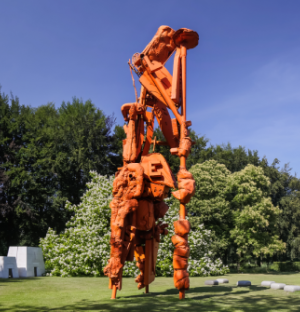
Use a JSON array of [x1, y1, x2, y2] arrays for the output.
[[104, 26, 199, 300]]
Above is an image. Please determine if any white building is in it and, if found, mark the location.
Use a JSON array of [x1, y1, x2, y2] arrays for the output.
[[0, 246, 45, 278]]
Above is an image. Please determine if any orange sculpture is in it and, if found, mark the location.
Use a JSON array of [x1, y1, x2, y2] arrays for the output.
[[104, 25, 199, 300]]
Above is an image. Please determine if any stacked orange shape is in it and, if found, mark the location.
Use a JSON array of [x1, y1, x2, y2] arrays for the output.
[[104, 25, 199, 300]]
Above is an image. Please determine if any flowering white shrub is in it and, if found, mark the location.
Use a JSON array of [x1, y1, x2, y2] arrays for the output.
[[40, 171, 228, 277], [40, 172, 112, 277]]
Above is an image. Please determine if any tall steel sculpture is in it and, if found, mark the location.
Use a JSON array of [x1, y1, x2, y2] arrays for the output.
[[104, 26, 199, 300]]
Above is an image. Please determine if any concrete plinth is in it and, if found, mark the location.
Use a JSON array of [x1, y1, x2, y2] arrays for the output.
[[205, 280, 219, 285], [284, 285, 300, 292], [270, 283, 286, 290], [261, 281, 275, 287], [237, 280, 251, 286], [216, 278, 229, 283]]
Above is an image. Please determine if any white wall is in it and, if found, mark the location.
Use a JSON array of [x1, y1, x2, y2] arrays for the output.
[[0, 257, 19, 278]]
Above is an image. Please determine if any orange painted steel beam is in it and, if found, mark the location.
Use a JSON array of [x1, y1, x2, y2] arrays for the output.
[[178, 45, 188, 300], [179, 290, 185, 300], [111, 285, 117, 300], [148, 70, 184, 125], [181, 45, 187, 121], [171, 48, 181, 105]]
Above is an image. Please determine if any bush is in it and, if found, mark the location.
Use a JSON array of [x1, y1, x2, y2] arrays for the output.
[[269, 261, 300, 272], [40, 172, 113, 277], [228, 261, 300, 273]]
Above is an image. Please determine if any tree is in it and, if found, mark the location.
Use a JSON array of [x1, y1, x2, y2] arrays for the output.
[[277, 176, 300, 260], [0, 93, 116, 255], [0, 98, 68, 252], [185, 160, 286, 267], [258, 158, 300, 261], [259, 158, 293, 208], [226, 165, 286, 270], [199, 143, 261, 173], [52, 97, 116, 205], [109, 125, 126, 172], [0, 91, 36, 254], [187, 160, 232, 261]]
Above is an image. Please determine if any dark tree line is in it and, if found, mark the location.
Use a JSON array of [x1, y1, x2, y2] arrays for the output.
[[0, 90, 123, 255], [1, 88, 300, 265]]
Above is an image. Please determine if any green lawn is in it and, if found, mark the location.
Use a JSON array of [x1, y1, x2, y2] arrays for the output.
[[1, 274, 300, 311]]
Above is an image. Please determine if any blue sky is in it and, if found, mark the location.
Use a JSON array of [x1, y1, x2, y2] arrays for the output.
[[1, 0, 299, 176]]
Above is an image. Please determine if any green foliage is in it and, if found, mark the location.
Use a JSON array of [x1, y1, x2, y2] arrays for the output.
[[187, 161, 232, 258], [228, 261, 300, 273], [226, 165, 285, 266], [0, 91, 116, 254], [200, 143, 261, 173], [109, 125, 126, 170], [277, 176, 300, 260], [0, 91, 28, 254], [186, 160, 285, 267], [40, 172, 113, 277], [198, 145, 300, 263], [0, 92, 61, 253], [269, 261, 300, 272], [40, 172, 228, 277], [52, 98, 116, 204]]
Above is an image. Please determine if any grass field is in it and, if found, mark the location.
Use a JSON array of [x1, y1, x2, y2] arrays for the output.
[[1, 274, 300, 311]]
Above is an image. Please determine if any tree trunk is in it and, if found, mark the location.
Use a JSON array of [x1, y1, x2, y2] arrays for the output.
[[237, 255, 241, 273], [257, 257, 261, 267]]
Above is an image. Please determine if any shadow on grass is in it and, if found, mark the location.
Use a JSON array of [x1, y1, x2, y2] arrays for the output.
[[123, 285, 265, 297], [1, 296, 300, 312], [122, 285, 236, 298], [0, 277, 46, 287], [0, 278, 24, 284], [0, 277, 44, 281], [1, 285, 300, 311]]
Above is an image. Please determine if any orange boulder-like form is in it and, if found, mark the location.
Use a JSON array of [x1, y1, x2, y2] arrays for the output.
[[141, 26, 176, 64], [172, 234, 188, 248], [173, 28, 199, 50], [174, 246, 190, 258], [174, 270, 190, 291], [174, 220, 190, 236], [172, 168, 195, 204], [173, 254, 188, 270]]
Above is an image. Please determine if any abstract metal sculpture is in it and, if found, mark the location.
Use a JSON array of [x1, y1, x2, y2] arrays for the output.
[[104, 25, 199, 300]]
